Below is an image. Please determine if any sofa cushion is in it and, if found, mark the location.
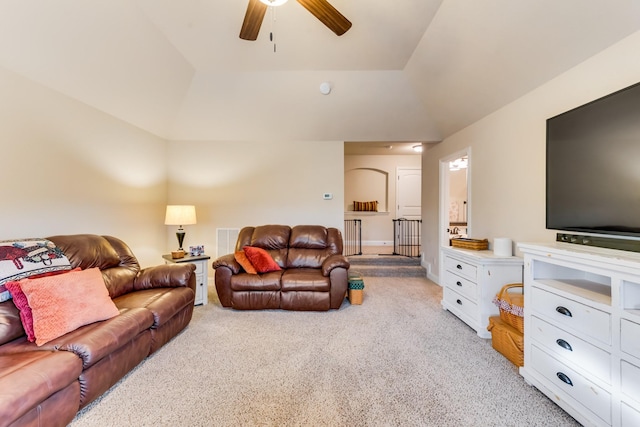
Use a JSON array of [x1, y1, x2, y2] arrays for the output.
[[230, 270, 282, 291], [250, 225, 290, 249], [51, 307, 154, 369], [287, 226, 334, 269], [114, 287, 194, 329], [281, 269, 331, 292], [244, 246, 282, 273], [234, 251, 257, 274], [0, 350, 82, 425], [0, 301, 25, 346], [0, 238, 72, 302], [48, 234, 140, 299], [289, 225, 328, 249], [16, 268, 120, 346]]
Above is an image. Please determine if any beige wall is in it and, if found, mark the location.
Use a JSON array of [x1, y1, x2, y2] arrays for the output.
[[0, 65, 346, 270], [345, 154, 421, 245], [421, 30, 640, 282], [0, 66, 168, 267], [166, 140, 345, 261]]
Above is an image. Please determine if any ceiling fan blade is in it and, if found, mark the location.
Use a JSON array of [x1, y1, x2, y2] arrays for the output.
[[296, 0, 352, 36], [240, 0, 268, 41]]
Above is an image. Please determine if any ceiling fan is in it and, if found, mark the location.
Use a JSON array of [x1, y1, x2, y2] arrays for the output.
[[240, 0, 352, 41]]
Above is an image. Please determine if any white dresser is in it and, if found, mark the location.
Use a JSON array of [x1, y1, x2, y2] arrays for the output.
[[163, 254, 210, 306], [519, 243, 640, 427], [440, 247, 523, 338]]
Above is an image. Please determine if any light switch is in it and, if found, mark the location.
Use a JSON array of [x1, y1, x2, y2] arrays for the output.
[[323, 193, 333, 200]]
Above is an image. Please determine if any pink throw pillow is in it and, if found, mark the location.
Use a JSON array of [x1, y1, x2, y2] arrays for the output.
[[243, 246, 281, 273], [6, 267, 82, 342], [16, 267, 120, 346]]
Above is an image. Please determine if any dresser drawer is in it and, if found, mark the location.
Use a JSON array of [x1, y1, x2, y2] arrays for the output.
[[443, 272, 477, 302], [444, 256, 477, 282], [193, 261, 205, 274], [531, 286, 611, 345], [621, 319, 640, 359], [530, 316, 611, 383], [622, 402, 640, 427], [621, 360, 640, 404], [443, 288, 478, 321], [531, 345, 611, 425]]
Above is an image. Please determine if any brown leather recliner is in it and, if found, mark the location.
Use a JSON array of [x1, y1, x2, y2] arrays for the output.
[[0, 234, 196, 427], [213, 225, 350, 311]]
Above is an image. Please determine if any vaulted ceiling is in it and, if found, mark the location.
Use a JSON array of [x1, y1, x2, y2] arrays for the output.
[[0, 0, 638, 142]]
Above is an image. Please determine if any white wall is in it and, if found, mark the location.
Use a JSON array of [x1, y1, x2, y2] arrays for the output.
[[422, 30, 640, 282], [0, 66, 168, 267], [166, 140, 345, 264], [345, 154, 421, 245]]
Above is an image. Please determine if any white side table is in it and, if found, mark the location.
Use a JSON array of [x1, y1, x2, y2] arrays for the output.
[[162, 254, 210, 306]]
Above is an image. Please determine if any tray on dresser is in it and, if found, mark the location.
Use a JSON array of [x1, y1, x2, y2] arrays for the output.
[[451, 238, 489, 250]]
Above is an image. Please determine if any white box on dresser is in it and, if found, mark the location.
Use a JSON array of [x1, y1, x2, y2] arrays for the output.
[[440, 247, 524, 338], [519, 242, 640, 427]]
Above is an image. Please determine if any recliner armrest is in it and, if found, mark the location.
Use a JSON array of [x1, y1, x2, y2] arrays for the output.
[[134, 263, 196, 292], [212, 254, 242, 275], [321, 254, 350, 276]]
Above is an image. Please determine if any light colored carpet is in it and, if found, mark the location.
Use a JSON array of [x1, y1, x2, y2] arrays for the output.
[[71, 277, 579, 427]]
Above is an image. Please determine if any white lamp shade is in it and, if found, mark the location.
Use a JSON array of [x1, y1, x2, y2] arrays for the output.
[[164, 205, 197, 226]]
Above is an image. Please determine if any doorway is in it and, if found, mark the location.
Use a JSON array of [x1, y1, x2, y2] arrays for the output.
[[439, 148, 470, 251]]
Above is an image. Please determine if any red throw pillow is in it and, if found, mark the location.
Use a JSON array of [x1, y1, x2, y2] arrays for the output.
[[243, 246, 281, 273], [234, 251, 258, 274]]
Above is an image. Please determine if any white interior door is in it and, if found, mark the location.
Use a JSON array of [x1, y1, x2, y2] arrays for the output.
[[397, 167, 421, 219]]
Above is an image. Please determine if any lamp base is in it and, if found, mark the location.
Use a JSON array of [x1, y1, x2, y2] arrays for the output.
[[171, 250, 185, 259]]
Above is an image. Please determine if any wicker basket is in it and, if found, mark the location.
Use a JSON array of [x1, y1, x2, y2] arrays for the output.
[[487, 316, 524, 367], [451, 238, 489, 250], [493, 283, 524, 334], [348, 289, 363, 305], [348, 271, 364, 305]]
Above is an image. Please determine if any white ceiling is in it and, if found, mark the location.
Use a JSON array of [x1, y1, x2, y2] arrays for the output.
[[0, 0, 638, 143]]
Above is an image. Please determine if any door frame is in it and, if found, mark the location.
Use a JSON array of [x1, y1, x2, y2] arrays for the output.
[[438, 147, 471, 283]]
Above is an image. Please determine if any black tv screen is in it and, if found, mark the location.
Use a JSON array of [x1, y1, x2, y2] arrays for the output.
[[546, 81, 640, 237]]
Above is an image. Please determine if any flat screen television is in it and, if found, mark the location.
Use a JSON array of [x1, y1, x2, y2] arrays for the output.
[[546, 81, 640, 239]]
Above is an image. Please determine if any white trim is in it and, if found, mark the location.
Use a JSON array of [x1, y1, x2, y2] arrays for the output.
[[438, 147, 471, 286], [362, 240, 394, 247]]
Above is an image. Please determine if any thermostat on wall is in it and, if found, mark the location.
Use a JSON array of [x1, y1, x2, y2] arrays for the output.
[[323, 193, 333, 200]]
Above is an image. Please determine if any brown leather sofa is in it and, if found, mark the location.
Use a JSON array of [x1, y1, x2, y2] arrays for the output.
[[0, 234, 196, 427], [213, 225, 350, 310]]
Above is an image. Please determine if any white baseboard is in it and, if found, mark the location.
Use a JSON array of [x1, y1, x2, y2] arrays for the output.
[[362, 240, 394, 246]]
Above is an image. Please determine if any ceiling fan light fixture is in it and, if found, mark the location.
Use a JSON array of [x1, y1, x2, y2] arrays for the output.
[[259, 0, 289, 6]]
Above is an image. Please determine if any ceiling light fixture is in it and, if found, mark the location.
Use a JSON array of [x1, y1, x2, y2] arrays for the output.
[[260, 0, 289, 6], [413, 144, 423, 153], [449, 157, 468, 171]]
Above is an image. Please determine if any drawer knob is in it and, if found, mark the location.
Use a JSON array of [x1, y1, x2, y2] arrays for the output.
[[456, 264, 463, 270], [456, 299, 462, 305], [555, 306, 572, 317], [556, 372, 573, 386], [456, 281, 462, 287], [556, 339, 573, 352]]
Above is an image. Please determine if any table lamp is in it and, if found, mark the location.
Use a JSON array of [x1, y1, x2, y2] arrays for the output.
[[164, 205, 197, 258]]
